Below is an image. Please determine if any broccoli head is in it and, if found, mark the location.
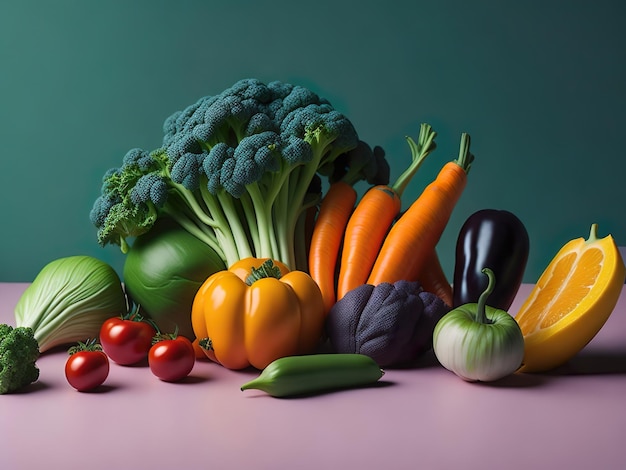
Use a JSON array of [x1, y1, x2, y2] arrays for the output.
[[91, 78, 380, 270], [0, 324, 40, 394]]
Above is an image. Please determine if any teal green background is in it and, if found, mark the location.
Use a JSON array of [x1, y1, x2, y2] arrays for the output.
[[1, 0, 625, 283]]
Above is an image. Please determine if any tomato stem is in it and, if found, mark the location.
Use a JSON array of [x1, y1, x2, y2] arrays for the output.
[[68, 338, 103, 355], [122, 305, 161, 333], [151, 325, 180, 345]]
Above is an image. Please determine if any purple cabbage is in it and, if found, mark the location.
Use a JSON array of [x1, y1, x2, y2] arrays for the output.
[[325, 280, 450, 367]]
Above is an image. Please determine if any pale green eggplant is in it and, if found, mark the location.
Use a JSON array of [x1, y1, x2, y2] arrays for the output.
[[433, 268, 524, 382]]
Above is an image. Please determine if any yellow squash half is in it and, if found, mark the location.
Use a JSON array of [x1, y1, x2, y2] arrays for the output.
[[515, 224, 625, 372]]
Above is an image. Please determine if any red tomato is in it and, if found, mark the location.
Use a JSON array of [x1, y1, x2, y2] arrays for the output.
[[65, 341, 110, 392], [100, 315, 157, 365], [148, 335, 195, 382]]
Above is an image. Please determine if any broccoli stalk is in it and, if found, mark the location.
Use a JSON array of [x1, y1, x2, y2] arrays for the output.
[[0, 324, 40, 394], [242, 106, 358, 268], [90, 79, 385, 270]]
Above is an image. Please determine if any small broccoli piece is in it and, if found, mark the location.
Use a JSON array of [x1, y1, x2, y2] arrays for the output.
[[0, 324, 40, 394], [90, 147, 169, 253], [93, 200, 158, 253]]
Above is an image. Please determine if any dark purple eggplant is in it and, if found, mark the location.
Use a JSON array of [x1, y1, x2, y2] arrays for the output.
[[452, 209, 529, 310]]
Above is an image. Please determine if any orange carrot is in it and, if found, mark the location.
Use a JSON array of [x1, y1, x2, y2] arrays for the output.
[[336, 186, 400, 299], [308, 181, 357, 314], [416, 248, 453, 307], [336, 124, 437, 299], [367, 133, 474, 286]]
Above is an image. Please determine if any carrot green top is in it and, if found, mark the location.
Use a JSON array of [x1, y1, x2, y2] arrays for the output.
[[391, 123, 438, 198], [454, 132, 474, 174]]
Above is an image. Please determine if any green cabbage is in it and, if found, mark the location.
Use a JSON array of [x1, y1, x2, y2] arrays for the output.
[[123, 219, 226, 339], [14, 256, 127, 352]]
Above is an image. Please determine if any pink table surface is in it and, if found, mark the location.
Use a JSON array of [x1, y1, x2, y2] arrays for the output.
[[1, 282, 625, 470]]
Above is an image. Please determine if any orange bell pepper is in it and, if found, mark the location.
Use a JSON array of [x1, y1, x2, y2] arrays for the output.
[[191, 257, 325, 370]]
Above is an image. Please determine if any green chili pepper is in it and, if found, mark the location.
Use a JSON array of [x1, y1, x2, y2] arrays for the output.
[[240, 353, 384, 397]]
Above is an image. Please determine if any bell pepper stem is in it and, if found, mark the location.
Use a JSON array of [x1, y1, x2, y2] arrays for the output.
[[476, 268, 496, 324], [245, 259, 283, 285]]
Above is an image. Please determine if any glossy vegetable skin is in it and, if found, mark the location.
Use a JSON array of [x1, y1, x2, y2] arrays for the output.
[[65, 340, 110, 392], [453, 209, 529, 310], [99, 311, 157, 365], [241, 353, 384, 397], [148, 335, 195, 382], [192, 258, 326, 370]]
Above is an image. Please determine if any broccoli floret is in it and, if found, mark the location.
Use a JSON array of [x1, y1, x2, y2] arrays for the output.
[[170, 152, 204, 191], [122, 148, 156, 171], [231, 131, 282, 189], [0, 324, 40, 394], [130, 172, 169, 208], [245, 113, 277, 136], [91, 78, 377, 270], [93, 199, 158, 253]]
